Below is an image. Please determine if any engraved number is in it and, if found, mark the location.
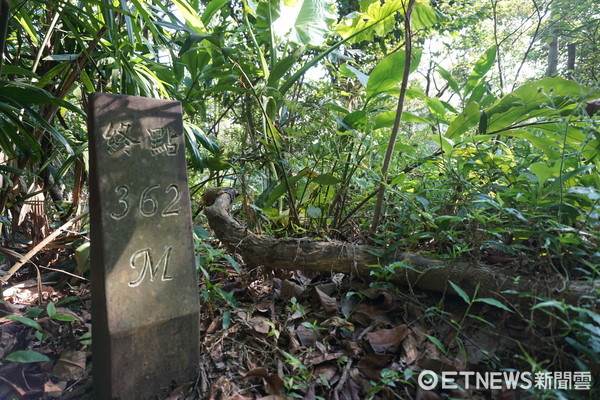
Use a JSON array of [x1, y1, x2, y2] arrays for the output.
[[109, 185, 130, 220], [139, 184, 160, 217], [161, 184, 181, 216], [109, 183, 182, 218]]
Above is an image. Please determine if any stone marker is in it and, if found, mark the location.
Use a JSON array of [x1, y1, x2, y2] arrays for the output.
[[88, 93, 200, 399]]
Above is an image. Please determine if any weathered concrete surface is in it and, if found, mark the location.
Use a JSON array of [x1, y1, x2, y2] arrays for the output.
[[88, 93, 200, 399]]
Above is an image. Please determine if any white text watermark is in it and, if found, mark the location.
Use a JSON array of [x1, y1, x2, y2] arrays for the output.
[[417, 370, 592, 391]]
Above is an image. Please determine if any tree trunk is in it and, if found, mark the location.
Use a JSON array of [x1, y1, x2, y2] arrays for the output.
[[546, 33, 559, 77], [567, 43, 576, 72], [203, 188, 597, 308]]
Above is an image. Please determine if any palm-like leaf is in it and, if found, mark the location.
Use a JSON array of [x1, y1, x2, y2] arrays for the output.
[[272, 0, 337, 46]]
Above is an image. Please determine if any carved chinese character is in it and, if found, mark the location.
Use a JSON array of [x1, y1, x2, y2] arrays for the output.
[[103, 122, 140, 155], [147, 126, 178, 156]]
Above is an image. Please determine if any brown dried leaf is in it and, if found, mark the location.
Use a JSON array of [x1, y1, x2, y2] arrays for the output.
[[244, 368, 284, 395], [362, 288, 395, 310], [351, 304, 391, 327], [356, 353, 393, 380], [321, 316, 355, 331], [313, 287, 339, 314], [313, 363, 338, 383], [366, 325, 410, 353], [296, 323, 318, 347], [250, 316, 270, 334], [344, 341, 363, 358], [44, 380, 66, 398], [224, 395, 253, 400], [280, 280, 304, 300], [305, 350, 345, 366], [51, 348, 86, 380], [402, 332, 422, 364]]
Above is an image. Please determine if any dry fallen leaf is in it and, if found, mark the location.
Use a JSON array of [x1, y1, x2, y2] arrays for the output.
[[296, 323, 318, 347], [224, 394, 254, 400], [280, 279, 304, 300], [321, 316, 355, 331], [244, 368, 284, 395], [44, 379, 67, 398], [402, 331, 422, 364], [51, 348, 86, 380], [366, 325, 410, 353], [313, 287, 339, 314], [357, 353, 394, 380], [351, 304, 392, 327], [250, 316, 271, 334]]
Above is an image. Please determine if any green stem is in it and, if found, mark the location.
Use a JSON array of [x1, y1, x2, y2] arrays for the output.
[[370, 0, 416, 235]]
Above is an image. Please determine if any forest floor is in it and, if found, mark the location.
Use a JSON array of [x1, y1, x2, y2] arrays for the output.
[[0, 239, 588, 399]]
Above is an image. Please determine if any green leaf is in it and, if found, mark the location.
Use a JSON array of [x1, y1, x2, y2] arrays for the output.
[[449, 281, 471, 304], [425, 96, 447, 118], [374, 111, 432, 129], [257, 168, 313, 209], [267, 49, 303, 89], [193, 225, 212, 240], [437, 64, 460, 95], [485, 77, 583, 133], [336, 0, 404, 42], [52, 314, 77, 322], [46, 302, 57, 318], [467, 314, 496, 327], [75, 242, 90, 275], [78, 332, 92, 345], [474, 298, 514, 313], [411, 0, 439, 30], [172, 0, 206, 34], [0, 65, 39, 78], [42, 54, 79, 61], [272, 0, 337, 46], [80, 69, 95, 93], [530, 162, 561, 185], [312, 173, 341, 185], [424, 334, 446, 354], [464, 45, 496, 96], [340, 64, 369, 88], [306, 204, 322, 218], [5, 350, 51, 363], [367, 48, 422, 101], [478, 111, 488, 134], [201, 0, 228, 25], [5, 315, 43, 331], [445, 102, 480, 139]]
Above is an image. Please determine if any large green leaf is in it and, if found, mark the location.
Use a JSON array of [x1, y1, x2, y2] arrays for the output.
[[336, 0, 437, 43], [464, 45, 496, 97], [272, 0, 337, 46], [445, 102, 480, 138], [485, 77, 584, 133], [374, 110, 432, 129], [366, 48, 422, 101], [335, 0, 405, 42], [172, 0, 207, 34]]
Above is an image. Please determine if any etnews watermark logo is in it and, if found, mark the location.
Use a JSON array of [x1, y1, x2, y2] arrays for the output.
[[417, 370, 592, 391]]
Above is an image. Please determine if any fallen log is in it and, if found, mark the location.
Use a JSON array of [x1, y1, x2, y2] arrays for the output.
[[203, 187, 597, 308]]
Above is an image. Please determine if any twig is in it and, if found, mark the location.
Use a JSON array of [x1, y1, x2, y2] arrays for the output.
[[2, 211, 89, 282], [334, 358, 353, 394]]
